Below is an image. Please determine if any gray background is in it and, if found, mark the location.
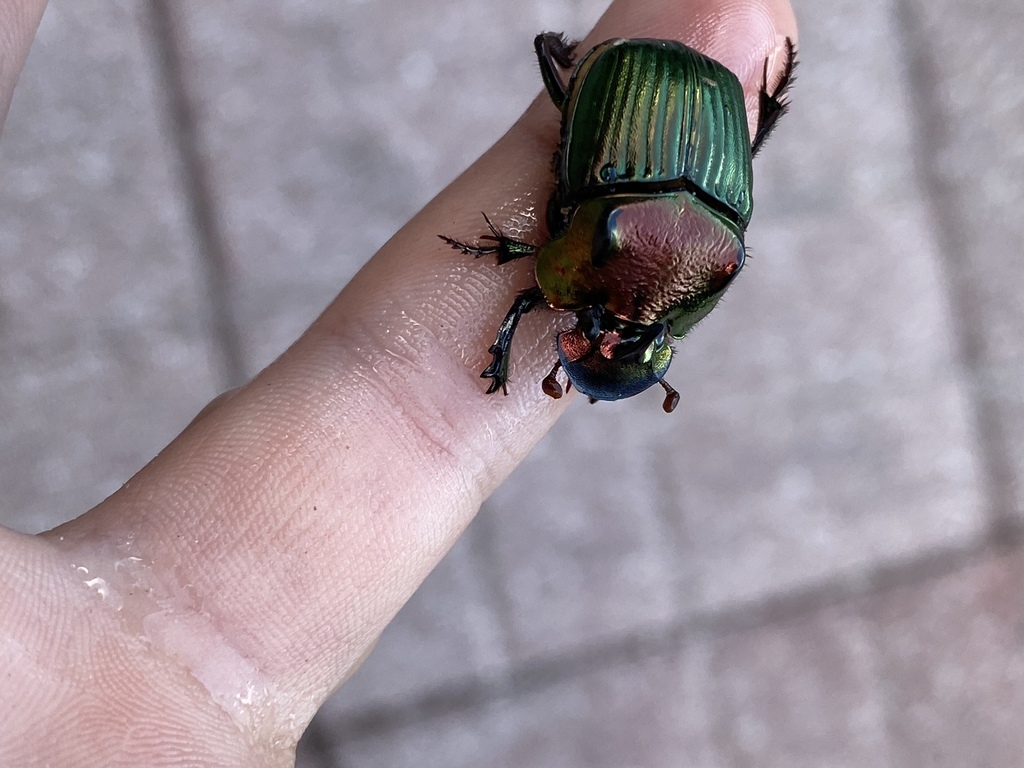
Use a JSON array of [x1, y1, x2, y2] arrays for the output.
[[2, 0, 1023, 765]]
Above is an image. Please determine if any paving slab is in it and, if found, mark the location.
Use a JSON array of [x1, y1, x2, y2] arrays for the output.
[[709, 608, 890, 767], [334, 548, 1024, 768], [479, 409, 684, 661], [866, 549, 1024, 767], [901, 0, 1024, 521], [700, 552, 1024, 767], [336, 641, 719, 768], [0, 0, 221, 533]]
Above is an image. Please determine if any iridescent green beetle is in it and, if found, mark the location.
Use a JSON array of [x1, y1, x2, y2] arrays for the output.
[[443, 33, 795, 412]]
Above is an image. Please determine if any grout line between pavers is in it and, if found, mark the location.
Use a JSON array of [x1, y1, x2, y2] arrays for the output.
[[145, 0, 247, 388], [320, 532, 1002, 747], [893, 0, 1020, 536]]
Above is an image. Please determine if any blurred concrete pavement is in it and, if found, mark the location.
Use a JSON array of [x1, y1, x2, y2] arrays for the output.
[[2, 0, 1024, 765]]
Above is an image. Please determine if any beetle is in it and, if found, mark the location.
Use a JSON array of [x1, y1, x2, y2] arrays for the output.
[[441, 33, 795, 412]]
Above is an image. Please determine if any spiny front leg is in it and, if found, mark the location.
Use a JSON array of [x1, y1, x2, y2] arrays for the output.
[[439, 213, 538, 265], [751, 37, 797, 156], [534, 32, 578, 108], [481, 286, 545, 394]]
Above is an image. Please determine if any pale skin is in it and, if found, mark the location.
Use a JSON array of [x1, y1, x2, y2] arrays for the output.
[[0, 0, 796, 764]]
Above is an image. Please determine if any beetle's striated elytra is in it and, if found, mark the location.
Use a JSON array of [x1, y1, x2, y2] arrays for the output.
[[441, 33, 796, 413]]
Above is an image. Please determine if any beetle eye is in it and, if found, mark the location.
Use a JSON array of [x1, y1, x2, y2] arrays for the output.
[[556, 328, 673, 401]]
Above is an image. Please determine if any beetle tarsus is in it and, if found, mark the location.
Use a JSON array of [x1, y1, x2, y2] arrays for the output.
[[535, 32, 578, 108], [482, 345, 510, 395], [481, 287, 546, 395], [438, 213, 537, 265], [751, 37, 797, 156]]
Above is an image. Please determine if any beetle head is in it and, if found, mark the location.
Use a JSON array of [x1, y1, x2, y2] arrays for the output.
[[554, 308, 673, 403]]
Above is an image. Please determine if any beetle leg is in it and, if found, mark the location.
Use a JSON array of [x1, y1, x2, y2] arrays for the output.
[[438, 213, 538, 265], [481, 287, 546, 395], [534, 32, 578, 109], [751, 37, 797, 156]]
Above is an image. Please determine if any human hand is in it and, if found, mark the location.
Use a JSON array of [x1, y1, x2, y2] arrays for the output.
[[0, 0, 796, 764]]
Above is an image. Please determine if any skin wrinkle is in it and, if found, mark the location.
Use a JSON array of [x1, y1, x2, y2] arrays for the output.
[[313, 291, 555, 494], [386, 378, 464, 471], [310, 341, 471, 488]]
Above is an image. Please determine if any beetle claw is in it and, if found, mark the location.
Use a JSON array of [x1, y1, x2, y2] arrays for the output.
[[481, 369, 509, 395], [482, 347, 511, 395], [482, 376, 509, 395], [483, 377, 508, 395]]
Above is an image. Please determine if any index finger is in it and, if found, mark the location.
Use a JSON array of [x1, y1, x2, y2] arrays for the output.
[[51, 0, 797, 739]]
